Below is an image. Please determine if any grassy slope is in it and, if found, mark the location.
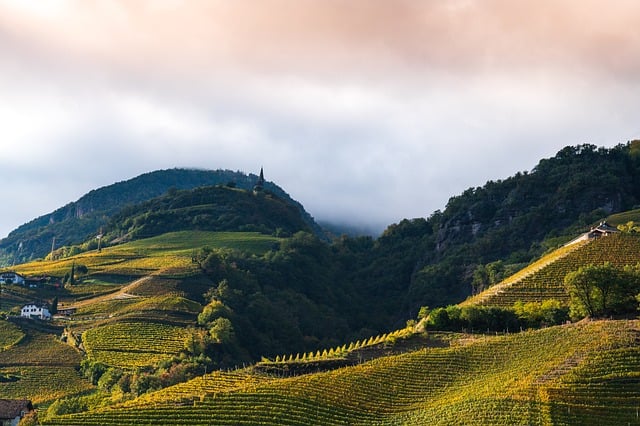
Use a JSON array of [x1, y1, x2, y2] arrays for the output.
[[11, 231, 280, 278], [46, 320, 640, 425], [605, 208, 640, 227]]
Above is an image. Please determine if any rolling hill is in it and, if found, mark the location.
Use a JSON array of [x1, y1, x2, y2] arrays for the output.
[[0, 168, 323, 266], [1, 142, 640, 424], [462, 232, 640, 307], [44, 320, 640, 425]]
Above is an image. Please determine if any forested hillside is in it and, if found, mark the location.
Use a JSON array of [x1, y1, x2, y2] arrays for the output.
[[0, 168, 321, 266], [398, 141, 640, 316]]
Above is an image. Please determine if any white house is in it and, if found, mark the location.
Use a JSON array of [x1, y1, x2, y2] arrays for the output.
[[0, 272, 25, 286], [20, 304, 51, 320], [0, 399, 33, 426]]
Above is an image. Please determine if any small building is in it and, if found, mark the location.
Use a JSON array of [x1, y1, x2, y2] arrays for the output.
[[587, 221, 619, 238], [0, 399, 33, 426], [20, 304, 51, 321], [0, 272, 25, 286], [564, 221, 620, 247]]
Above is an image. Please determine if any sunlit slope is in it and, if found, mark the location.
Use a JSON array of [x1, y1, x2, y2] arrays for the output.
[[464, 233, 640, 307], [6, 231, 280, 319], [82, 321, 193, 368], [47, 320, 640, 425], [0, 319, 93, 405], [0, 231, 284, 407], [12, 231, 281, 278]]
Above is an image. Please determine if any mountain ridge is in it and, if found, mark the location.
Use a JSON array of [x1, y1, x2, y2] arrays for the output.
[[0, 168, 323, 266]]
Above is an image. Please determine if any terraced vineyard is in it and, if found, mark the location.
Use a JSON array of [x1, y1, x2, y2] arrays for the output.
[[73, 295, 201, 320], [0, 320, 25, 349], [466, 233, 640, 307], [0, 366, 93, 405], [0, 327, 82, 368], [0, 320, 92, 405], [82, 320, 192, 368], [46, 320, 640, 425]]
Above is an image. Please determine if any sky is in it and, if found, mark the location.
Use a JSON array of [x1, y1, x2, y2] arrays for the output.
[[1, 0, 640, 239]]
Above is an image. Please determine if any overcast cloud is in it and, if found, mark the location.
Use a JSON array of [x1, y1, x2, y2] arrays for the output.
[[1, 0, 640, 238]]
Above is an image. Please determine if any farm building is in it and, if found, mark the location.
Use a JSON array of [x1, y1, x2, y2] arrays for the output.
[[564, 221, 619, 247], [20, 304, 51, 320], [0, 399, 33, 426], [0, 272, 25, 286]]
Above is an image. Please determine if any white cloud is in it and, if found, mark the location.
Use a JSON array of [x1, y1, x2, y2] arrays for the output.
[[1, 1, 640, 239]]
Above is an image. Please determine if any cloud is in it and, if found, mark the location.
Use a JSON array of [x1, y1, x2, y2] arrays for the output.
[[1, 0, 640, 238]]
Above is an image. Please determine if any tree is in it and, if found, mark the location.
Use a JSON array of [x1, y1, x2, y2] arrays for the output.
[[471, 265, 489, 295], [564, 263, 640, 319], [210, 317, 235, 345], [618, 221, 640, 233], [71, 262, 76, 284], [50, 296, 58, 315], [417, 306, 430, 320]]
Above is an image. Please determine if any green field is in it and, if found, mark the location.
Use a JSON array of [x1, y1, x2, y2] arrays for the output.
[[10, 231, 282, 279]]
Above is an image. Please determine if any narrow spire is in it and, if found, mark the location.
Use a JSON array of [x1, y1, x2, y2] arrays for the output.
[[253, 167, 265, 193]]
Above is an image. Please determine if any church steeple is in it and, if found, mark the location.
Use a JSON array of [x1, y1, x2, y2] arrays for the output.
[[253, 167, 265, 193]]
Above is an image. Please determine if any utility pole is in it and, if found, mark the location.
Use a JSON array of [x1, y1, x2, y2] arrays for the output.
[[96, 228, 103, 252], [50, 237, 56, 258]]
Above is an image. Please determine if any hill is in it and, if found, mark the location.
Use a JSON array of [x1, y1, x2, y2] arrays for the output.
[[0, 143, 639, 424], [462, 232, 640, 307], [44, 319, 640, 425], [0, 168, 322, 266], [101, 184, 312, 243], [391, 141, 640, 316]]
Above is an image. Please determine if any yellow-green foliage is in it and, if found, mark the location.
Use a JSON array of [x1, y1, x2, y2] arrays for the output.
[[83, 321, 192, 368], [0, 366, 94, 405], [0, 329, 82, 367], [0, 324, 91, 405], [45, 320, 640, 425], [12, 231, 281, 278], [605, 208, 640, 228], [466, 233, 640, 307], [74, 296, 201, 319], [0, 320, 25, 350]]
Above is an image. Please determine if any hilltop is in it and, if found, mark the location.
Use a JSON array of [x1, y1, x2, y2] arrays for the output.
[[0, 168, 323, 266]]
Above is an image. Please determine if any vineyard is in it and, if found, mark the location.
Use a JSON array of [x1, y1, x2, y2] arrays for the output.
[[11, 231, 281, 279], [46, 320, 640, 425], [0, 320, 92, 406], [0, 319, 25, 350], [72, 295, 201, 321], [0, 366, 93, 405], [82, 320, 192, 368], [465, 233, 640, 307]]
